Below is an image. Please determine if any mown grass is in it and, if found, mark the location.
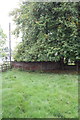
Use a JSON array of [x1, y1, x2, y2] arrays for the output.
[[2, 69, 78, 118]]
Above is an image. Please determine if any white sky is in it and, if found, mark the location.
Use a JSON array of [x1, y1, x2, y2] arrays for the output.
[[0, 0, 21, 49]]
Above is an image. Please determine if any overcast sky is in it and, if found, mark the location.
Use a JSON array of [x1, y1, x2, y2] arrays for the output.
[[0, 0, 21, 49]]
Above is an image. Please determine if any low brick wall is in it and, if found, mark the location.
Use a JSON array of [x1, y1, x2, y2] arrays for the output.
[[11, 61, 61, 71], [11, 61, 80, 72]]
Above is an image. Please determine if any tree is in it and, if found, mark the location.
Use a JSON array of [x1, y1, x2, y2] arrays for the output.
[[10, 2, 79, 64], [0, 26, 7, 58]]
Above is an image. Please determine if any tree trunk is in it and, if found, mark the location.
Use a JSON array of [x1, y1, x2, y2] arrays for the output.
[[59, 57, 64, 70]]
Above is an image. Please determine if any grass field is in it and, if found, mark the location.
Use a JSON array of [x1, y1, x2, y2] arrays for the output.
[[2, 69, 78, 118]]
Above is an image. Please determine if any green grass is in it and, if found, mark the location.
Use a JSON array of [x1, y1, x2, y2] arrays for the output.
[[0, 73, 2, 120], [2, 69, 78, 118]]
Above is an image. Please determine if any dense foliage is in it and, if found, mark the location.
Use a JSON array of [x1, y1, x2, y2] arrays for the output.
[[10, 2, 80, 63], [0, 26, 7, 57]]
